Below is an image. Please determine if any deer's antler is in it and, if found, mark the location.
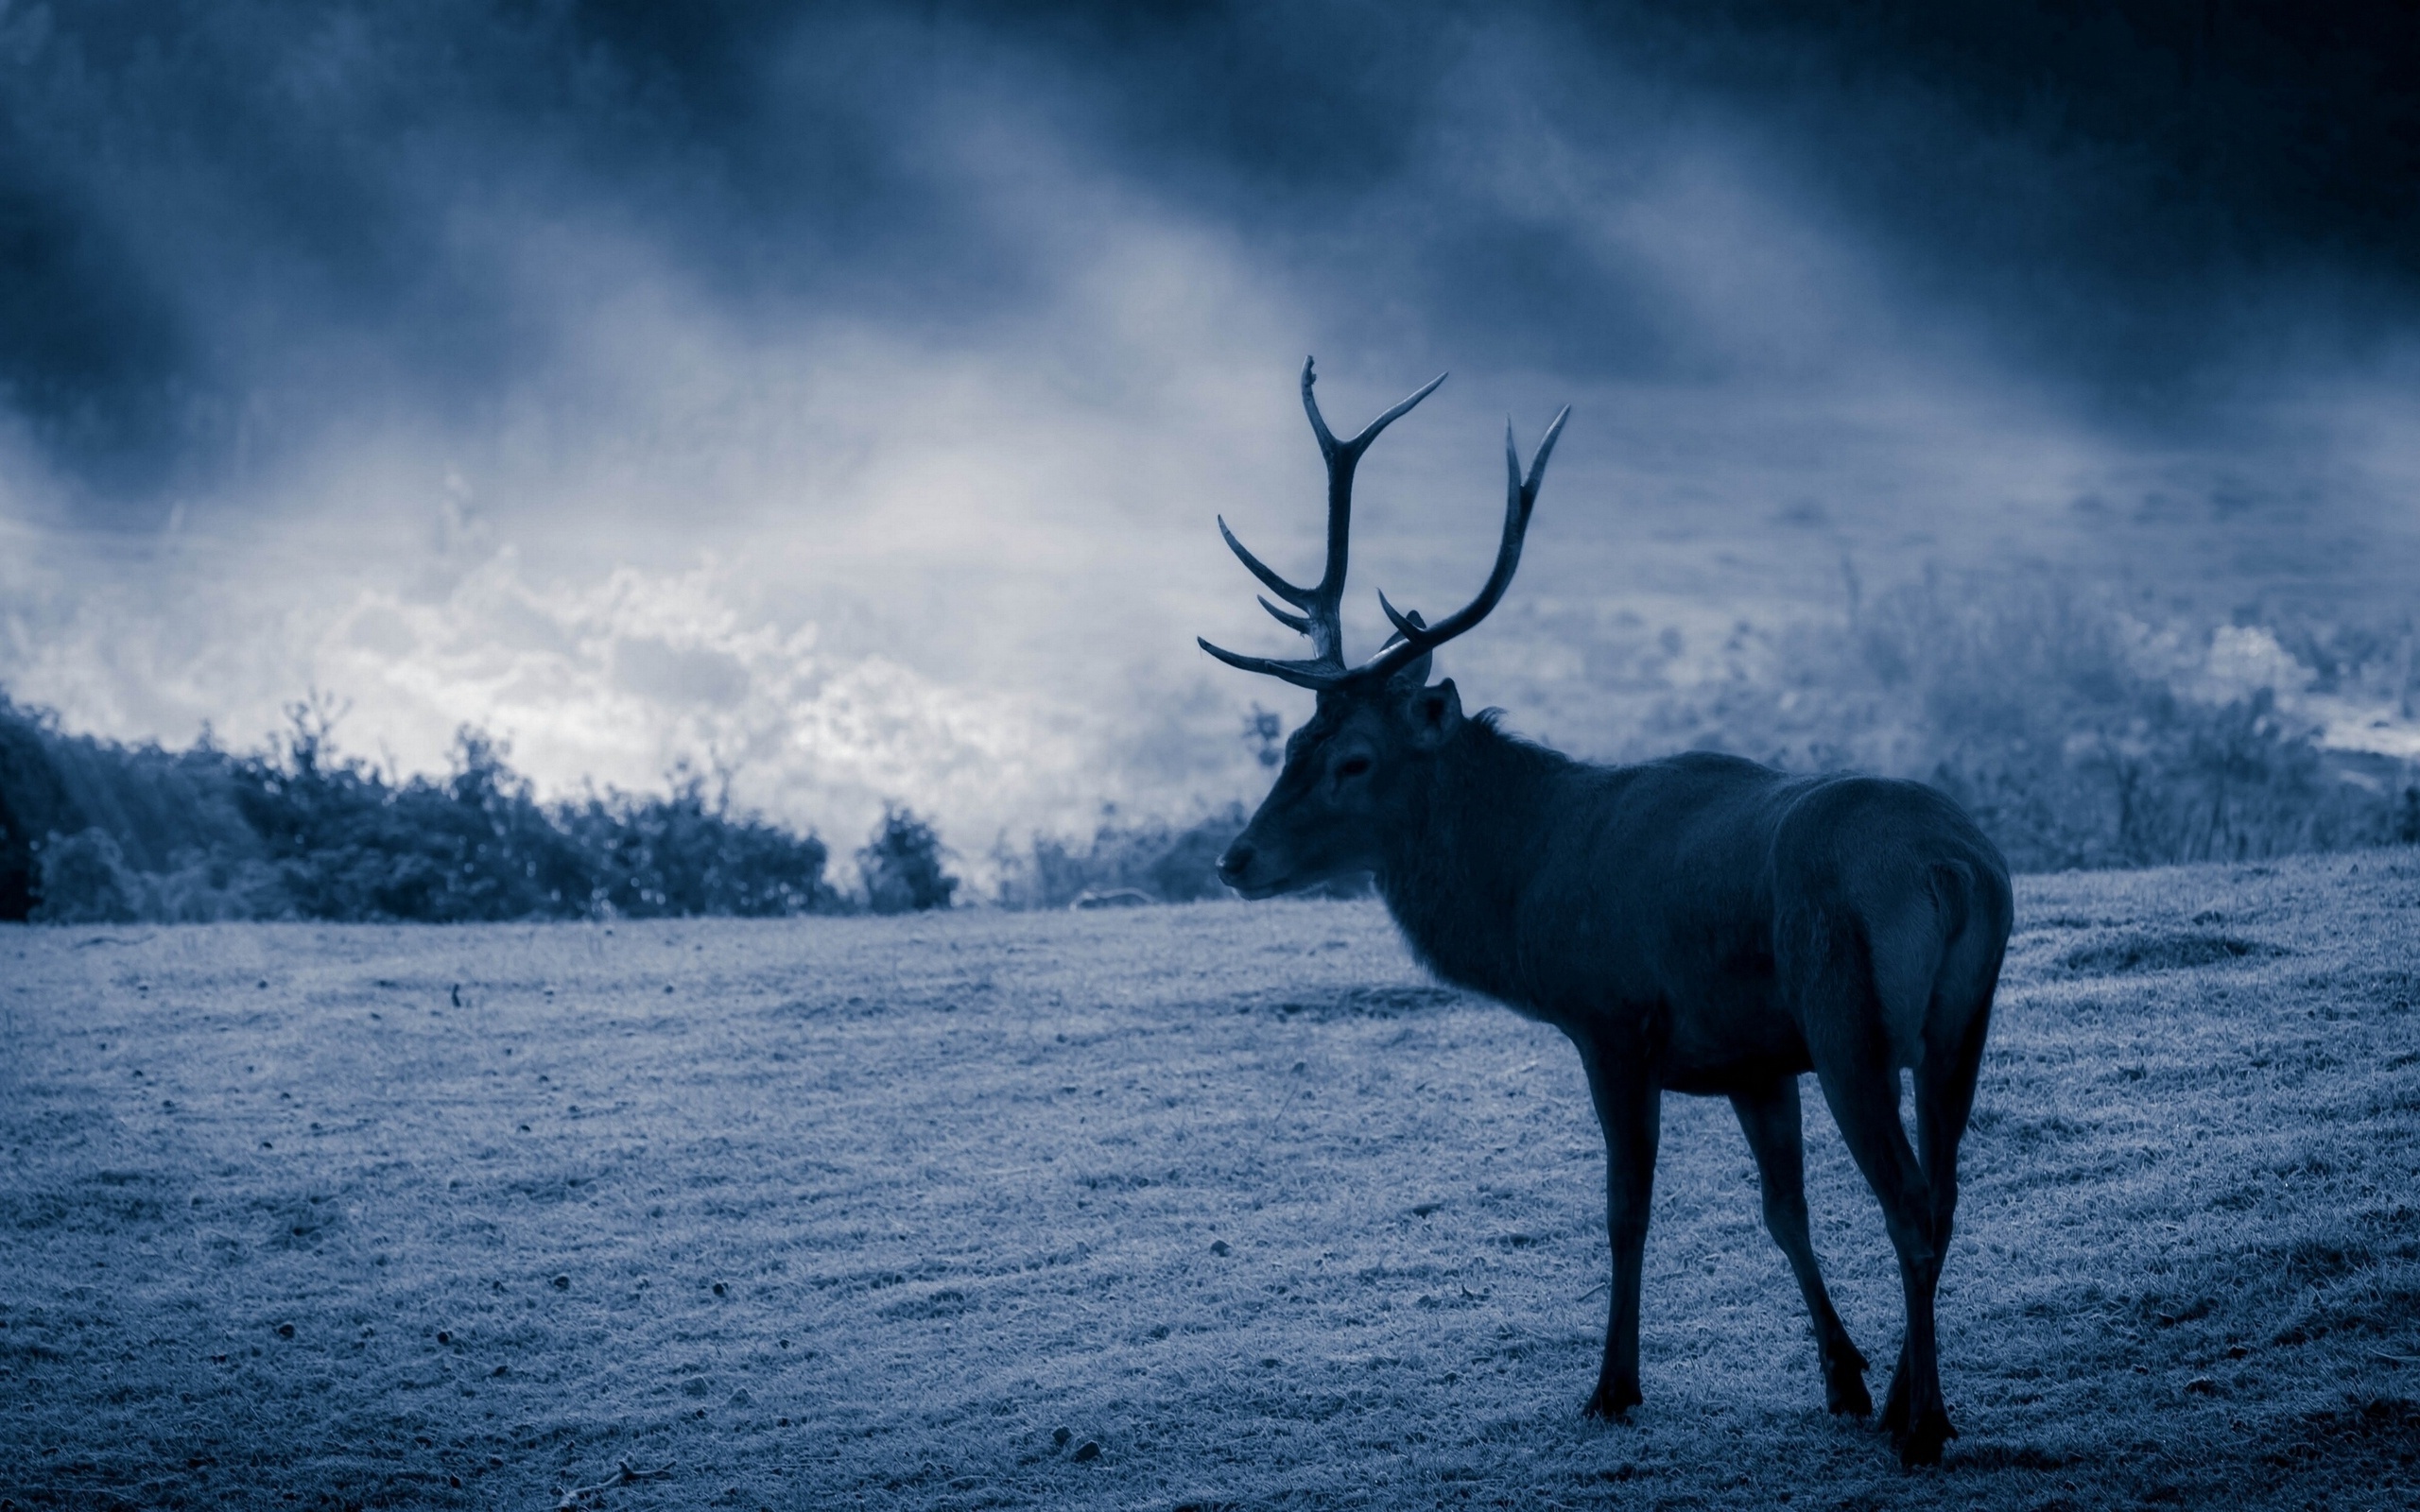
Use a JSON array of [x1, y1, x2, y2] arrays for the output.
[[1199, 359, 1565, 693], [1197, 358, 1445, 690]]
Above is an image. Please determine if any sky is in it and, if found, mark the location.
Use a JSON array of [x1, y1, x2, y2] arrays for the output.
[[4, 0, 2418, 852]]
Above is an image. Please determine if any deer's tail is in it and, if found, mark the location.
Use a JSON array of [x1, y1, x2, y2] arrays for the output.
[[1916, 852, 2012, 1116]]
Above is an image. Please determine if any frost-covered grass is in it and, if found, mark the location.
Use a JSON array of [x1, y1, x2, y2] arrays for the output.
[[3, 852, 2417, 1510]]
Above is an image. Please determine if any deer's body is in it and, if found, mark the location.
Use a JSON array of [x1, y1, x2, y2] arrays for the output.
[[1376, 735, 2004, 1087], [1200, 360, 2012, 1465]]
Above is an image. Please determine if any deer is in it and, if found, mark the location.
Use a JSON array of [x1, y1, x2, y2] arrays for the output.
[[1198, 359, 2013, 1467]]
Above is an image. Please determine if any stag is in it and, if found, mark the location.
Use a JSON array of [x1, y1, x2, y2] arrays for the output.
[[1199, 360, 2013, 1466]]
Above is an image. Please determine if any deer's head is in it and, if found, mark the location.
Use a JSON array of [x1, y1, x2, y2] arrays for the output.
[[1201, 359, 1565, 899]]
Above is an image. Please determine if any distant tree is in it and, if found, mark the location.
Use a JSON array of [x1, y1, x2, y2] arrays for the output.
[[858, 804, 957, 914]]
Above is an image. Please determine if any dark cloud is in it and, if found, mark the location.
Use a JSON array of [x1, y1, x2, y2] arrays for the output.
[[1, 0, 2414, 511], [1718, 0, 2420, 262], [0, 137, 186, 494], [1633, 1, 2420, 393]]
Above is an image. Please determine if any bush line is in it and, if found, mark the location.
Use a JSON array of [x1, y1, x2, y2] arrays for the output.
[[5, 578, 2414, 920]]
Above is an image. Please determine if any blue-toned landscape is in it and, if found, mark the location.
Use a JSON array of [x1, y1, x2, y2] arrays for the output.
[[6, 5, 2420, 1508]]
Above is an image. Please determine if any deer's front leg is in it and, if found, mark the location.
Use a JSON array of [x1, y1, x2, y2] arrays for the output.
[[1579, 1042, 1661, 1421]]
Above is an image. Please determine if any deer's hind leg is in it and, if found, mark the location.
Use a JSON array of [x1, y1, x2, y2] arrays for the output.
[[1811, 1047, 1951, 1466], [1797, 943, 1954, 1468], [1884, 958, 1996, 1434], [1731, 1076, 1871, 1417]]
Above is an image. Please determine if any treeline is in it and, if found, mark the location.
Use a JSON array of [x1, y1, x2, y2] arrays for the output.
[[8, 578, 2415, 921], [0, 696, 959, 924], [0, 689, 1254, 924]]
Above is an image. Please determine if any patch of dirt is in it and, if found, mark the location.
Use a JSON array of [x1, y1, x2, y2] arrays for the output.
[[1948, 1442, 2082, 1471], [4, 1177, 166, 1233], [2259, 1396, 2420, 1487], [1257, 984, 1470, 1020], [2056, 929, 2287, 975], [880, 1288, 972, 1321]]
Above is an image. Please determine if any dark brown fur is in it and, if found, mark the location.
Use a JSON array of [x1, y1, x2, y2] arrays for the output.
[[1219, 679, 2013, 1465]]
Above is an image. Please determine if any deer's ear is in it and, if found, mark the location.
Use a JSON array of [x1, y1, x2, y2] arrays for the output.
[[1406, 678, 1462, 749]]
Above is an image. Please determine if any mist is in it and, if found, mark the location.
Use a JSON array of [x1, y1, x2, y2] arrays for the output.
[[7, 0, 2417, 855]]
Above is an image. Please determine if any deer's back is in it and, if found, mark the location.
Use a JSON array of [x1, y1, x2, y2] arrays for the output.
[[1410, 747, 2008, 1088]]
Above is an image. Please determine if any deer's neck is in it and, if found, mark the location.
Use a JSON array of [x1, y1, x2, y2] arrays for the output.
[[1375, 717, 1569, 1005]]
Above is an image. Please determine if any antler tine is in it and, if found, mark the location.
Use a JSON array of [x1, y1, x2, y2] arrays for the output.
[[1195, 636, 1347, 691], [1257, 596, 1313, 636], [1217, 515, 1315, 609], [1342, 370, 1449, 455], [1300, 356, 1342, 460], [1357, 405, 1569, 684]]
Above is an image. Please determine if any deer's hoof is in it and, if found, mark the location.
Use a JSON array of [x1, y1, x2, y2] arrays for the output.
[[1825, 1366, 1874, 1418], [1582, 1378, 1642, 1422], [1893, 1406, 1955, 1469]]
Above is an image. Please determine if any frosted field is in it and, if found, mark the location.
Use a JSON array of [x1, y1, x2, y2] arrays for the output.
[[4, 852, 2418, 1510]]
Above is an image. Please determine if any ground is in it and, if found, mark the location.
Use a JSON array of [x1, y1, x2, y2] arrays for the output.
[[3, 851, 2418, 1510]]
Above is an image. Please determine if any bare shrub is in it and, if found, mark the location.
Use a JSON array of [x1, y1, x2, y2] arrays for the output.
[[993, 806, 1245, 909], [1646, 576, 2417, 871]]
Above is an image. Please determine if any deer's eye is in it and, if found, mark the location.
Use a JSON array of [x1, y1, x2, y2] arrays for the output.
[[1337, 755, 1373, 779]]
